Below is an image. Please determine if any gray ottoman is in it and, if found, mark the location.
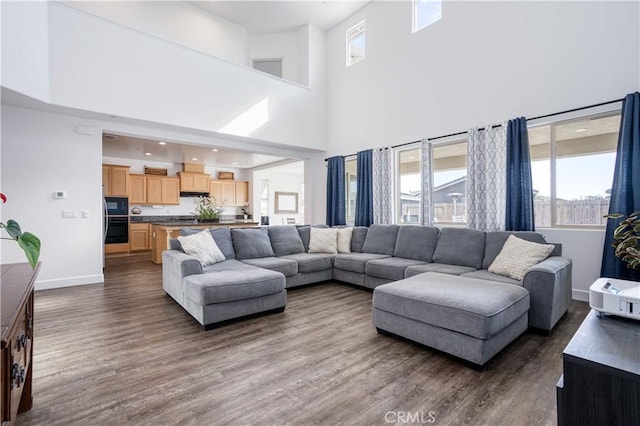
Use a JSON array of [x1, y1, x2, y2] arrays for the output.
[[182, 267, 287, 329], [373, 272, 530, 368]]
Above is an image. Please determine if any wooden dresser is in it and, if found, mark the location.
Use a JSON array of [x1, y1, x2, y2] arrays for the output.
[[1, 263, 40, 425]]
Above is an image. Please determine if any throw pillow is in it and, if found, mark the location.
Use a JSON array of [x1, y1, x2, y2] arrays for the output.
[[231, 228, 275, 260], [488, 235, 555, 280], [177, 229, 226, 266], [337, 227, 353, 254], [309, 227, 338, 254]]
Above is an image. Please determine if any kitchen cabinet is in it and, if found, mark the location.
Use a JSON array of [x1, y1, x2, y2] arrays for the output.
[[235, 181, 249, 206], [129, 223, 150, 251], [221, 181, 236, 205], [147, 176, 179, 205], [178, 172, 210, 193], [208, 180, 249, 206], [102, 165, 130, 196], [129, 174, 147, 205]]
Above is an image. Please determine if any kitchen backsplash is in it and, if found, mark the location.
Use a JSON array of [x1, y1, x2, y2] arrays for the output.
[[130, 198, 246, 217]]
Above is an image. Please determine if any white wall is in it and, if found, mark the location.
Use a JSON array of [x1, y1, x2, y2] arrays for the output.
[[253, 162, 305, 225], [0, 1, 50, 102], [1, 106, 104, 290], [62, 1, 249, 65], [249, 31, 301, 84], [326, 1, 640, 155]]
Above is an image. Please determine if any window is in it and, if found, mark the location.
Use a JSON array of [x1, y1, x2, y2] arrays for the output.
[[397, 148, 421, 224], [413, 0, 442, 33], [252, 58, 283, 78], [345, 158, 357, 224], [432, 140, 467, 225], [346, 21, 365, 67], [259, 179, 269, 216], [530, 113, 619, 227]]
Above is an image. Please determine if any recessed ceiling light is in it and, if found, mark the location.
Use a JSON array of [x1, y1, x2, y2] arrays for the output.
[[575, 128, 588, 132], [231, 162, 238, 165], [192, 157, 198, 161], [212, 149, 219, 152], [256, 155, 262, 158], [158, 141, 167, 145], [144, 152, 152, 156]]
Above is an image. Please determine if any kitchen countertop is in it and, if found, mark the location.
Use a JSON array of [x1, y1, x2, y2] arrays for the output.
[[130, 215, 255, 226], [151, 221, 259, 227]]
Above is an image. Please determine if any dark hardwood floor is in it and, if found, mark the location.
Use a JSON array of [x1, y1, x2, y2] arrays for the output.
[[17, 253, 589, 425]]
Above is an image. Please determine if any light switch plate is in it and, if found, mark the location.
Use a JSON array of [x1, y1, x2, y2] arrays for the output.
[[81, 210, 90, 218], [62, 210, 77, 218]]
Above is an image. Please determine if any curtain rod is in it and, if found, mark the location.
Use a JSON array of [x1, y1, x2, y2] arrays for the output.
[[323, 97, 624, 162]]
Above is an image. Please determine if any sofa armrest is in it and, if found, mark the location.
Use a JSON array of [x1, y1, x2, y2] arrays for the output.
[[522, 256, 572, 331], [162, 249, 203, 305]]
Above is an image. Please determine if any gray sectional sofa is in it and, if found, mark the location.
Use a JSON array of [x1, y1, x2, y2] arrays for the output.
[[162, 224, 572, 367]]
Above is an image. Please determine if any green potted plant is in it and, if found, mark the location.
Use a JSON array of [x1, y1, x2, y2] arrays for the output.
[[194, 195, 224, 223], [0, 193, 41, 269], [605, 210, 640, 269]]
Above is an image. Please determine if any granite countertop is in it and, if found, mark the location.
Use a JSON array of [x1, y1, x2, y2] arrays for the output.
[[130, 215, 255, 226]]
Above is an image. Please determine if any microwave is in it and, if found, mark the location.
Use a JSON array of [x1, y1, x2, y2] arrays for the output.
[[105, 197, 129, 216]]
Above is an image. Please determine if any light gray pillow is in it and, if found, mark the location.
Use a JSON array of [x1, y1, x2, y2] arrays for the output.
[[178, 227, 235, 259], [231, 228, 275, 260], [309, 228, 338, 254], [489, 235, 555, 280], [362, 224, 399, 255], [177, 229, 225, 266], [268, 226, 305, 256]]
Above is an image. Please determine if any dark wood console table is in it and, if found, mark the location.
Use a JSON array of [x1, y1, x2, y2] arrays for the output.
[[557, 310, 640, 425], [1, 262, 40, 425]]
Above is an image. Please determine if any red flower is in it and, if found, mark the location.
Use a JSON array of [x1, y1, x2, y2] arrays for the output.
[[0, 193, 6, 204]]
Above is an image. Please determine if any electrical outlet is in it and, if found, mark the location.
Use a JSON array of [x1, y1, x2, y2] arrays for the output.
[[81, 210, 90, 219], [62, 210, 77, 219]]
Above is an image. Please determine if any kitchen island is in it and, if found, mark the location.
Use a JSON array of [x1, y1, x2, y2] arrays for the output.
[[150, 221, 259, 264]]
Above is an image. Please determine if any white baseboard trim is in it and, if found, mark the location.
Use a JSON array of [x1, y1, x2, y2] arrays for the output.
[[35, 274, 104, 291], [572, 288, 589, 302]]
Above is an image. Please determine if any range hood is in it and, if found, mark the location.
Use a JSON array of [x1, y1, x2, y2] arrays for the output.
[[180, 191, 209, 197]]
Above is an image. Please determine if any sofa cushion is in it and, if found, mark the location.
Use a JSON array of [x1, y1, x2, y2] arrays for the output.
[[482, 231, 547, 269], [176, 227, 236, 260], [373, 272, 530, 339], [488, 235, 555, 280], [366, 257, 427, 281], [240, 257, 298, 277], [297, 225, 328, 252], [177, 229, 226, 266], [350, 226, 368, 253], [231, 228, 275, 260], [362, 224, 400, 255], [280, 253, 334, 273], [394, 225, 439, 262], [309, 228, 338, 254], [432, 227, 485, 269], [202, 259, 255, 274], [268, 226, 305, 256], [461, 270, 520, 286], [334, 253, 390, 274], [183, 267, 285, 305], [404, 263, 477, 278], [337, 227, 353, 253]]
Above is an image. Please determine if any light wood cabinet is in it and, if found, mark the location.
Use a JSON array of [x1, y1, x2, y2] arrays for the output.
[[221, 181, 236, 205], [129, 223, 150, 251], [102, 165, 130, 196], [147, 176, 179, 205], [235, 181, 249, 206], [178, 172, 210, 192], [129, 174, 147, 204], [209, 180, 222, 203]]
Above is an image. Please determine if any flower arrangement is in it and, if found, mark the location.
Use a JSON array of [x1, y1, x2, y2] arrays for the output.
[[605, 211, 640, 270], [194, 196, 224, 220], [0, 193, 41, 269]]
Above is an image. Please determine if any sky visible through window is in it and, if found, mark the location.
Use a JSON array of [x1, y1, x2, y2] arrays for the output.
[[414, 0, 442, 32]]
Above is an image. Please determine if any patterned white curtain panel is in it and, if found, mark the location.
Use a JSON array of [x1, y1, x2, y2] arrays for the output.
[[373, 147, 393, 224], [420, 138, 434, 226], [466, 124, 507, 231]]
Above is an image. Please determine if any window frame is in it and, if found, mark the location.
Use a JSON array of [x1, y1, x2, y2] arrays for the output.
[[430, 138, 468, 227], [346, 20, 366, 67], [395, 145, 421, 225], [529, 110, 620, 229]]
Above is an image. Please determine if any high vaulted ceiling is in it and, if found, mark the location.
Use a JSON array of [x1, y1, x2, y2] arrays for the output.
[[189, 1, 370, 33]]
